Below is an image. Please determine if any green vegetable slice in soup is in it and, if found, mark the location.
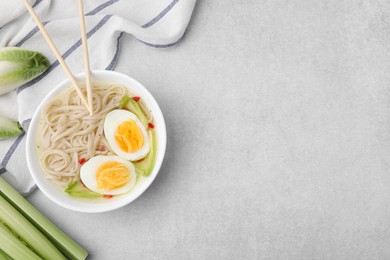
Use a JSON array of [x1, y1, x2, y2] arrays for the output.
[[121, 96, 149, 129], [134, 130, 156, 177], [65, 181, 101, 198]]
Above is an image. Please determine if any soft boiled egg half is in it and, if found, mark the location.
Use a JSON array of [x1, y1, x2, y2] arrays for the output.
[[80, 155, 137, 195], [104, 109, 150, 161]]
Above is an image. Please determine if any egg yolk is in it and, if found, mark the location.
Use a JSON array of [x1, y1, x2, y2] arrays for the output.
[[96, 161, 130, 190], [115, 120, 144, 153]]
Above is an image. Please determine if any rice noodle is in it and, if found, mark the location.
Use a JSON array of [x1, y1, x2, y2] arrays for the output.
[[39, 84, 126, 186]]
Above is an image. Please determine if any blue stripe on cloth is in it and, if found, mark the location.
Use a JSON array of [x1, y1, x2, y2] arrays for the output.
[[17, 15, 112, 94], [106, 0, 181, 66], [142, 0, 179, 28], [1, 132, 25, 170], [106, 32, 124, 70], [86, 0, 119, 16], [32, 0, 44, 8], [22, 184, 37, 196], [106, 0, 181, 69], [22, 118, 32, 131], [140, 37, 183, 48], [139, 0, 182, 48], [16, 21, 49, 47], [0, 168, 6, 175], [16, 0, 117, 47]]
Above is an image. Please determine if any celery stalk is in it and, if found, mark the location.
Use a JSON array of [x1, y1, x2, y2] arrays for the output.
[[0, 249, 10, 260], [0, 222, 41, 260], [0, 177, 88, 260], [134, 130, 156, 176], [126, 99, 149, 128], [0, 195, 65, 259], [119, 95, 130, 109]]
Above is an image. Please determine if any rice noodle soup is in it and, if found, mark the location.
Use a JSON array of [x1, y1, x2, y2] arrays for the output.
[[37, 82, 157, 199]]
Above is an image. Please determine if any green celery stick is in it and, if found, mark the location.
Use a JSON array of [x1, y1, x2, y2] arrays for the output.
[[0, 249, 10, 260], [0, 177, 88, 260], [0, 195, 65, 259], [0, 222, 41, 260]]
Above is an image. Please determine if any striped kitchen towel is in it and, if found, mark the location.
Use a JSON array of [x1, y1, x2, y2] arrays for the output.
[[0, 0, 196, 194]]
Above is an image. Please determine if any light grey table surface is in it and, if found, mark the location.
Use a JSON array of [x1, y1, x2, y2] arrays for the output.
[[27, 1, 390, 259]]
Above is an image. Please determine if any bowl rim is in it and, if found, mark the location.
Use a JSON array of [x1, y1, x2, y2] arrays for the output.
[[26, 70, 167, 213]]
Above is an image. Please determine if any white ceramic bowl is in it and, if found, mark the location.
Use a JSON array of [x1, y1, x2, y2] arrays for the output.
[[26, 70, 166, 213]]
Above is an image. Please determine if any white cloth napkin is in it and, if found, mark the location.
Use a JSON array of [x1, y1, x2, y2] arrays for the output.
[[0, 0, 196, 194]]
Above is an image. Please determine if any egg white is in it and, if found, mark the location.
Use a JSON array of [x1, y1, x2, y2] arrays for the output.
[[104, 109, 150, 161], [80, 155, 137, 195]]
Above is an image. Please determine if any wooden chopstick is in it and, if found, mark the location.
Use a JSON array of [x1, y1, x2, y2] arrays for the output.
[[22, 0, 93, 115], [77, 0, 93, 116]]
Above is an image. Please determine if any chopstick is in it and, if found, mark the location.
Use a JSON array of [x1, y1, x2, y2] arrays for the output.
[[22, 0, 93, 115], [77, 0, 93, 116]]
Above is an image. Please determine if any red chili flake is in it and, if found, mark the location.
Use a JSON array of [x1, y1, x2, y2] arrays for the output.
[[132, 96, 140, 102], [103, 194, 113, 199], [98, 145, 107, 152], [79, 158, 87, 165], [148, 123, 155, 129]]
